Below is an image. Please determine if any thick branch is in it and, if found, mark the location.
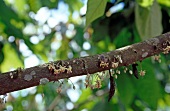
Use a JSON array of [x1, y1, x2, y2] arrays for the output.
[[1, 32, 170, 95]]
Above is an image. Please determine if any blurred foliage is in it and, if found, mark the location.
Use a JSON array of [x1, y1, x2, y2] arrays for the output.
[[0, 0, 170, 111], [135, 0, 162, 40]]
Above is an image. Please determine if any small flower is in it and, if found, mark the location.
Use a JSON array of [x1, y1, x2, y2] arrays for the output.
[[85, 74, 90, 81], [98, 55, 109, 68], [85, 74, 91, 88], [84, 82, 89, 88], [66, 65, 72, 73], [111, 70, 115, 76], [112, 62, 119, 68], [129, 70, 133, 75], [153, 55, 160, 61], [100, 61, 109, 68], [17, 67, 23, 74], [90, 85, 95, 89], [117, 55, 122, 63], [56, 87, 62, 93], [48, 64, 55, 72], [10, 73, 13, 79], [59, 65, 66, 73], [94, 80, 102, 89], [139, 70, 146, 76], [85, 78, 89, 83], [114, 74, 118, 79], [116, 70, 120, 74], [124, 67, 128, 73], [153, 55, 161, 63], [163, 46, 170, 54], [0, 96, 6, 104], [54, 69, 60, 74]]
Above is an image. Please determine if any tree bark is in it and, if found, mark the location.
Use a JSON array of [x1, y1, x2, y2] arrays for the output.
[[0, 32, 170, 95]]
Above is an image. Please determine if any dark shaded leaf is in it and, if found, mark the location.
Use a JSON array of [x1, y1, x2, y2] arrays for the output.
[[134, 59, 161, 109], [113, 28, 132, 48], [92, 99, 119, 111], [41, 0, 59, 9], [117, 70, 135, 106]]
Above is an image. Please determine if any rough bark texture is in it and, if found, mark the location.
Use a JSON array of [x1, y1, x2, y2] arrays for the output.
[[0, 32, 170, 95]]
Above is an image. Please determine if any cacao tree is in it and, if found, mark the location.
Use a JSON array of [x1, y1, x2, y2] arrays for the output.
[[0, 0, 170, 111]]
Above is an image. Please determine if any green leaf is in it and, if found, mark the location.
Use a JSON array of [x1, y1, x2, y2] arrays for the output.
[[134, 59, 161, 109], [135, 0, 162, 40], [86, 0, 107, 28], [1, 43, 23, 72], [41, 83, 58, 106], [77, 88, 92, 103], [76, 88, 96, 110], [117, 72, 135, 107]]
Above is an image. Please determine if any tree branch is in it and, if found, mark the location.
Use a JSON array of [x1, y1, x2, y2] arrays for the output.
[[1, 32, 170, 95]]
